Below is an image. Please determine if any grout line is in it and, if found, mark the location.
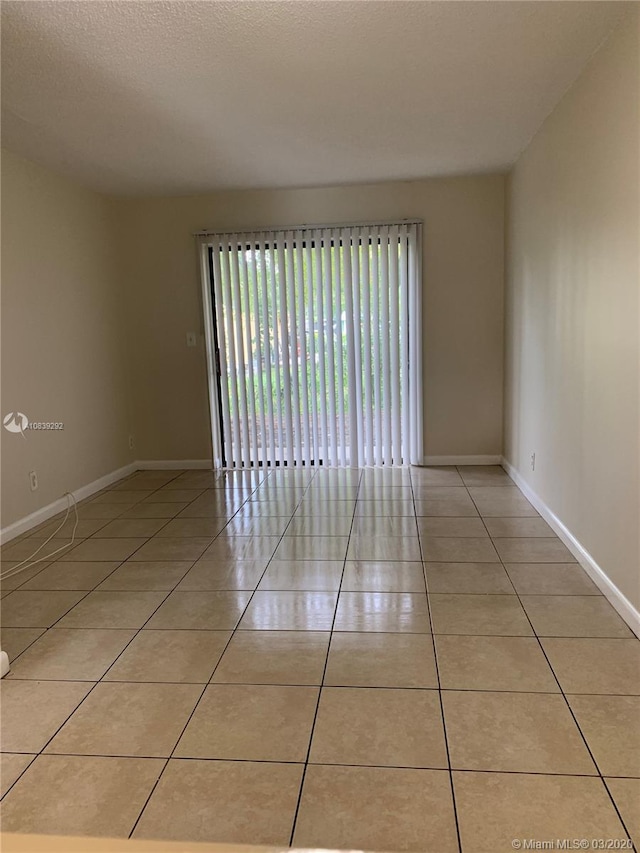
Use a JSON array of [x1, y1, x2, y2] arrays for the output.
[[411, 467, 463, 853]]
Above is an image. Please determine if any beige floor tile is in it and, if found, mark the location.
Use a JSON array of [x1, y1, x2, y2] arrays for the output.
[[413, 487, 469, 501], [133, 759, 302, 845], [154, 517, 228, 537], [1, 680, 92, 751], [436, 635, 559, 692], [541, 638, 640, 694], [239, 501, 303, 519], [244, 496, 300, 515], [97, 561, 192, 591], [18, 561, 122, 591], [0, 755, 164, 837], [35, 518, 110, 539], [443, 690, 596, 774], [347, 535, 421, 561], [414, 497, 479, 517], [454, 771, 627, 853], [146, 590, 251, 630], [294, 764, 458, 853], [348, 517, 418, 538], [506, 562, 600, 595], [117, 472, 178, 488], [129, 537, 212, 561], [268, 469, 316, 486], [223, 516, 291, 536], [425, 562, 513, 594], [358, 485, 413, 501], [177, 558, 267, 590], [458, 465, 513, 487], [468, 486, 529, 502], [335, 591, 431, 633], [142, 489, 205, 503], [104, 629, 231, 683], [258, 560, 344, 591], [568, 694, 640, 777], [274, 536, 349, 561], [65, 538, 148, 561], [175, 684, 317, 761], [77, 502, 132, 519], [46, 682, 201, 757], [1, 538, 72, 562], [342, 561, 425, 592], [470, 491, 539, 517], [120, 502, 190, 519], [417, 517, 488, 537], [1, 590, 86, 627], [56, 590, 166, 628], [91, 490, 153, 505], [310, 686, 447, 768], [212, 630, 329, 685], [430, 593, 533, 635], [304, 486, 358, 502], [521, 595, 634, 637], [422, 537, 499, 562], [362, 468, 410, 485], [0, 562, 56, 590], [1, 753, 36, 797], [606, 778, 640, 847], [239, 591, 338, 631], [325, 632, 438, 688], [6, 628, 135, 680], [177, 497, 240, 519], [1, 627, 45, 661], [96, 519, 169, 538], [203, 535, 281, 560], [354, 499, 415, 516], [484, 516, 555, 537], [493, 537, 576, 562], [411, 466, 464, 486], [251, 485, 307, 502], [286, 516, 353, 536]]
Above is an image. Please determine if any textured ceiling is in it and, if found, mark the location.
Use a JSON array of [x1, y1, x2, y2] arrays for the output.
[[1, 1, 628, 196]]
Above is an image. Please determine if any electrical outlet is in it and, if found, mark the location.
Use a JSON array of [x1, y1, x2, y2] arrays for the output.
[[29, 470, 38, 491], [186, 332, 197, 348], [129, 435, 135, 450], [530, 452, 536, 471]]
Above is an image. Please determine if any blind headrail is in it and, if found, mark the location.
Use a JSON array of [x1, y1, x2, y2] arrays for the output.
[[193, 218, 422, 239]]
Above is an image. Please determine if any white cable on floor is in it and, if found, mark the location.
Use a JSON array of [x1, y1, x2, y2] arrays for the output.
[[0, 491, 79, 582]]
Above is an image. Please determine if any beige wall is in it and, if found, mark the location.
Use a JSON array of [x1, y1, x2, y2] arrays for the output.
[[115, 175, 505, 462], [504, 10, 640, 609], [1, 149, 132, 527]]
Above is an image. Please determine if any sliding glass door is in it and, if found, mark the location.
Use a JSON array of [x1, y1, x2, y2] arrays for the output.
[[199, 222, 422, 468]]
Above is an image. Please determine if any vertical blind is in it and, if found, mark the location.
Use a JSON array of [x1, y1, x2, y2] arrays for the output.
[[200, 222, 422, 468]]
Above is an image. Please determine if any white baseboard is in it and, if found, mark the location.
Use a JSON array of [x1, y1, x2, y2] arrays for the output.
[[501, 457, 640, 639], [135, 459, 212, 470], [423, 455, 502, 466], [0, 462, 138, 545]]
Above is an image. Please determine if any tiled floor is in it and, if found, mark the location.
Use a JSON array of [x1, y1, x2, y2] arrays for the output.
[[1, 465, 638, 852]]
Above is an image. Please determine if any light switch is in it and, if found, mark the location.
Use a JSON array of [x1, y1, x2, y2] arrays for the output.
[[186, 332, 197, 348]]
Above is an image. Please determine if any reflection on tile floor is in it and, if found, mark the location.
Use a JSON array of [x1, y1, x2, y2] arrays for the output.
[[0, 465, 637, 851]]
